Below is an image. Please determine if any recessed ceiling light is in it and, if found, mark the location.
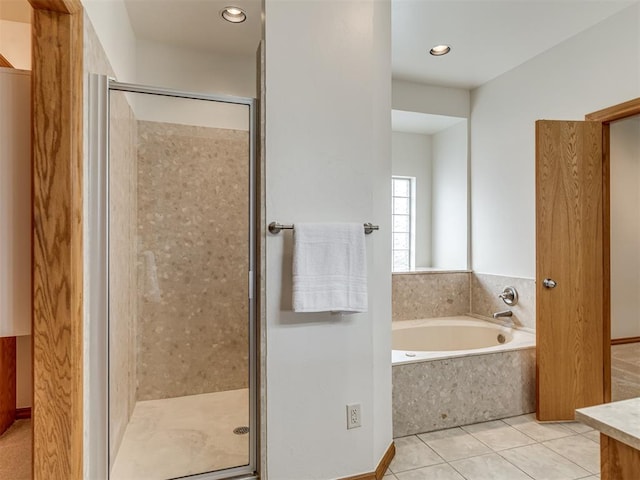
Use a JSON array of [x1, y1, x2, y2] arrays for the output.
[[221, 6, 246, 23], [430, 45, 451, 56]]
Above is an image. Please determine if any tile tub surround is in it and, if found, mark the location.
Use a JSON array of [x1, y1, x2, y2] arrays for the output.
[[392, 347, 535, 437], [136, 121, 250, 400], [471, 273, 536, 330], [392, 272, 471, 321]]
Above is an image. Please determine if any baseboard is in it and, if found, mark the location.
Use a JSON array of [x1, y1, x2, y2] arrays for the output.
[[375, 442, 395, 479], [15, 407, 31, 419], [611, 336, 640, 346], [339, 441, 396, 480]]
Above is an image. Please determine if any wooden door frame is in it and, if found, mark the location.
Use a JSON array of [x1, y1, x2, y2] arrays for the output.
[[28, 0, 84, 479], [585, 97, 640, 404]]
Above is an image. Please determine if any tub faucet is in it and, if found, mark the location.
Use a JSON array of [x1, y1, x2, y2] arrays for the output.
[[493, 310, 513, 319]]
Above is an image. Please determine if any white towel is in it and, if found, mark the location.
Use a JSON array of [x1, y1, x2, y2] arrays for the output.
[[292, 222, 368, 313]]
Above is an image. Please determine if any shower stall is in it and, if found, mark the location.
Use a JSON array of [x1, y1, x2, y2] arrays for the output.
[[88, 75, 257, 480]]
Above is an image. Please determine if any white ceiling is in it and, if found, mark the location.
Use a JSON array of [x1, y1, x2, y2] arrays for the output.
[[124, 0, 262, 57], [392, 0, 636, 89], [123, 0, 636, 89], [122, 0, 636, 133]]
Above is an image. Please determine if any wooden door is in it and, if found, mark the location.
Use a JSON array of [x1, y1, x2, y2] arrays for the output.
[[536, 120, 606, 421]]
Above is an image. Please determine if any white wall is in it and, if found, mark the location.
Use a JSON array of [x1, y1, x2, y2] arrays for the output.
[[610, 117, 640, 339], [265, 0, 392, 478], [0, 19, 30, 70], [392, 132, 432, 268], [471, 4, 640, 278], [432, 121, 468, 269], [134, 39, 255, 130], [82, 0, 137, 82], [136, 39, 256, 98], [0, 68, 32, 409], [393, 79, 469, 118]]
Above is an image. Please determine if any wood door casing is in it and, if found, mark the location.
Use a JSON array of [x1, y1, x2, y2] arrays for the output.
[[536, 120, 604, 421]]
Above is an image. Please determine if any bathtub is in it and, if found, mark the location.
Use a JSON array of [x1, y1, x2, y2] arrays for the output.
[[392, 316, 535, 365], [392, 315, 536, 437]]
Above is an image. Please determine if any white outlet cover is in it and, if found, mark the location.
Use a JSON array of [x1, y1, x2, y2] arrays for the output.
[[346, 403, 362, 429]]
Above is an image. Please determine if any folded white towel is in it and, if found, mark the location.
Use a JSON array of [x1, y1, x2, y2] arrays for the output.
[[292, 222, 368, 313]]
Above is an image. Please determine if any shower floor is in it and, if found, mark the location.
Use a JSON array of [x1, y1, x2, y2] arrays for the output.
[[110, 388, 249, 480]]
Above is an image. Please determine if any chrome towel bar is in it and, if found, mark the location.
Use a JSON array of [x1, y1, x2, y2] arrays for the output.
[[268, 222, 379, 235]]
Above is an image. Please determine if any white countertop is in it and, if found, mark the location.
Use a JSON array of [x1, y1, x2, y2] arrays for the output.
[[575, 397, 640, 451]]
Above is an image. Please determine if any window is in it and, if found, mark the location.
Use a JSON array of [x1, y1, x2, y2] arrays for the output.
[[392, 176, 415, 271]]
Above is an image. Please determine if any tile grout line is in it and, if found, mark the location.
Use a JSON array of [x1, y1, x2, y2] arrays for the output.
[[495, 441, 592, 479], [394, 419, 601, 479], [539, 434, 601, 476]]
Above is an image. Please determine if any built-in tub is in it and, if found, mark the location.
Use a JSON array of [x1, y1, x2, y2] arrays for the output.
[[392, 316, 535, 365], [392, 316, 536, 437]]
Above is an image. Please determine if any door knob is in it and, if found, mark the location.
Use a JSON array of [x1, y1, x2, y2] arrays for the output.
[[543, 278, 557, 289]]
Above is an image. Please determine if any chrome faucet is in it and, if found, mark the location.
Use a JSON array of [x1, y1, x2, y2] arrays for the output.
[[493, 310, 513, 319]]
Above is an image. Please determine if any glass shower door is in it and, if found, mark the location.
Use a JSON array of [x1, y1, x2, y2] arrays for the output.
[[106, 83, 256, 480]]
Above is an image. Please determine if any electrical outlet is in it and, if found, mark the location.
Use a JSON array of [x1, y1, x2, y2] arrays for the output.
[[346, 403, 362, 429]]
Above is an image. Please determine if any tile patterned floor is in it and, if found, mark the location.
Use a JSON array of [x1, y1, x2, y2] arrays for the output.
[[385, 414, 601, 480], [611, 342, 640, 401]]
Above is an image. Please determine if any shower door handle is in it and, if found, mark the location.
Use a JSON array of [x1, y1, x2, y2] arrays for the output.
[[543, 278, 557, 289]]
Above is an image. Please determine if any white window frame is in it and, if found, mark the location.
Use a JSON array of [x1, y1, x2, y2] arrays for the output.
[[391, 176, 416, 272]]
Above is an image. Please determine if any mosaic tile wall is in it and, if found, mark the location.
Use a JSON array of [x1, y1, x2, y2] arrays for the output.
[[392, 272, 471, 321], [392, 272, 536, 330], [471, 273, 536, 330], [136, 121, 250, 400], [393, 348, 536, 437]]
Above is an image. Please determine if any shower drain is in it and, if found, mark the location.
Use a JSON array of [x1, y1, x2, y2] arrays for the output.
[[233, 426, 250, 435]]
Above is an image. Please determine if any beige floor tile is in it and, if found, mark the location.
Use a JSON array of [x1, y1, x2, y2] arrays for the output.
[[562, 422, 594, 434], [612, 343, 640, 367], [383, 474, 398, 479], [499, 443, 590, 479], [389, 436, 445, 473], [543, 434, 600, 474], [418, 427, 491, 461], [110, 389, 249, 480], [581, 430, 600, 444], [504, 414, 575, 442], [461, 420, 536, 451], [450, 453, 533, 479], [395, 463, 465, 480]]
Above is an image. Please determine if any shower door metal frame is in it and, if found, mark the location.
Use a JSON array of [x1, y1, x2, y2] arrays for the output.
[[96, 76, 258, 480]]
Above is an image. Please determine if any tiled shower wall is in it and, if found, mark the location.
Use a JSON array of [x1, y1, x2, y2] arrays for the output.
[[136, 121, 250, 401], [108, 94, 138, 459], [84, 14, 138, 464], [392, 272, 536, 329]]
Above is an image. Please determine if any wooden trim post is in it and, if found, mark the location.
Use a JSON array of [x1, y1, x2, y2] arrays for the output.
[[29, 1, 84, 478]]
